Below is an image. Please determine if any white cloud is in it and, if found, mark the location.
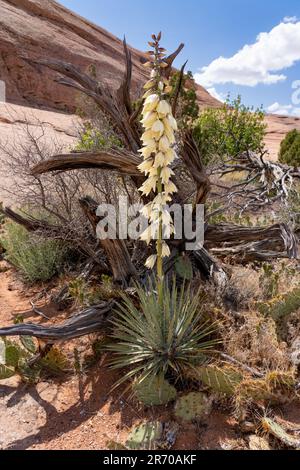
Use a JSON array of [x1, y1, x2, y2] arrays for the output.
[[195, 20, 300, 87], [283, 16, 298, 24], [207, 87, 226, 102], [267, 102, 300, 117]]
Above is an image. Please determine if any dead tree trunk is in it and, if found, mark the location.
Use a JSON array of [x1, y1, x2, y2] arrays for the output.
[[0, 301, 114, 341], [79, 196, 137, 285]]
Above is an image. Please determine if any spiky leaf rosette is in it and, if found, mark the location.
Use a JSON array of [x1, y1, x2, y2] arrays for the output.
[[107, 279, 218, 387]]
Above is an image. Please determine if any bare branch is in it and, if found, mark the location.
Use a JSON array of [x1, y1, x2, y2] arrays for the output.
[[31, 149, 142, 177]]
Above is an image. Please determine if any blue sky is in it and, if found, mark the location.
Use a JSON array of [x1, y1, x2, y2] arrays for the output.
[[60, 0, 300, 115]]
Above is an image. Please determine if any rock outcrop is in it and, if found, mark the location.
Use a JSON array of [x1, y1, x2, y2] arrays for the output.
[[0, 0, 219, 112], [0, 0, 300, 160], [0, 102, 78, 203], [264, 114, 300, 161]]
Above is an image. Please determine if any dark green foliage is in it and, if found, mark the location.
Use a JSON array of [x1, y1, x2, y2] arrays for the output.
[[193, 95, 266, 165], [170, 70, 199, 126], [278, 129, 300, 167]]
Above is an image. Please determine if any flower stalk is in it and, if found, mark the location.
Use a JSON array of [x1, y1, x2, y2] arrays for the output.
[[138, 33, 178, 296]]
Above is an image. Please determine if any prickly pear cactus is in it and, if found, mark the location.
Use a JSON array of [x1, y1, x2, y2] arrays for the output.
[[126, 421, 163, 450], [262, 418, 300, 449], [21, 336, 37, 354], [189, 365, 243, 396], [236, 379, 272, 402], [134, 376, 177, 406], [174, 392, 211, 422], [5, 343, 21, 368], [40, 347, 69, 373]]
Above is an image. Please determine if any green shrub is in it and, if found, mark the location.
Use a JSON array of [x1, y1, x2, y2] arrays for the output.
[[107, 280, 218, 387], [75, 123, 122, 151], [1, 222, 67, 283], [193, 96, 266, 165], [257, 287, 300, 321], [169, 70, 199, 126], [278, 129, 300, 167]]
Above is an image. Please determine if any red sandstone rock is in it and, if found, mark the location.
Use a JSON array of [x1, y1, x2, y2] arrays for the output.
[[0, 0, 219, 112], [0, 0, 300, 159]]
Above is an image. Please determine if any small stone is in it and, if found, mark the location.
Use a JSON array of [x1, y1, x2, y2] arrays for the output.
[[248, 435, 270, 450]]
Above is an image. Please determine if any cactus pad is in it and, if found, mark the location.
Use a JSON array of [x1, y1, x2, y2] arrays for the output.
[[262, 418, 300, 449], [134, 376, 177, 406], [189, 364, 243, 396], [126, 421, 163, 450], [174, 392, 211, 422]]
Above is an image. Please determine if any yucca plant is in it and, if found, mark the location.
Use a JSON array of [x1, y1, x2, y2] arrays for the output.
[[107, 279, 219, 387]]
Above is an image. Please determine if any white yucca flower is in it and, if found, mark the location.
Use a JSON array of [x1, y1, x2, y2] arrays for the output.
[[145, 254, 158, 269], [143, 94, 160, 112], [161, 241, 171, 258], [138, 158, 154, 174], [137, 39, 179, 272], [159, 135, 171, 153], [160, 166, 174, 184], [157, 100, 171, 116]]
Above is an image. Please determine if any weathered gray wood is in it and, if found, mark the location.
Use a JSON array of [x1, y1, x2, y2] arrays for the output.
[[0, 302, 113, 341]]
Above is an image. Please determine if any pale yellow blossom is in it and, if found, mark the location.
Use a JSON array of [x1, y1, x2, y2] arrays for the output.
[[138, 158, 154, 174], [143, 79, 156, 90], [148, 167, 159, 177], [161, 209, 172, 226], [160, 166, 174, 184], [157, 100, 171, 116], [153, 193, 172, 205], [165, 148, 177, 164], [159, 135, 170, 152], [142, 112, 158, 128], [145, 255, 158, 269], [164, 181, 178, 194], [152, 120, 164, 135], [140, 226, 153, 245], [161, 241, 171, 258], [139, 176, 158, 196], [153, 152, 166, 168], [143, 94, 160, 112], [141, 137, 157, 154], [138, 146, 155, 159], [167, 114, 178, 131]]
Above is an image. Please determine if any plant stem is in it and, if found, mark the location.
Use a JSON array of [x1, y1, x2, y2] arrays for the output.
[[157, 174, 164, 306], [153, 41, 164, 307]]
